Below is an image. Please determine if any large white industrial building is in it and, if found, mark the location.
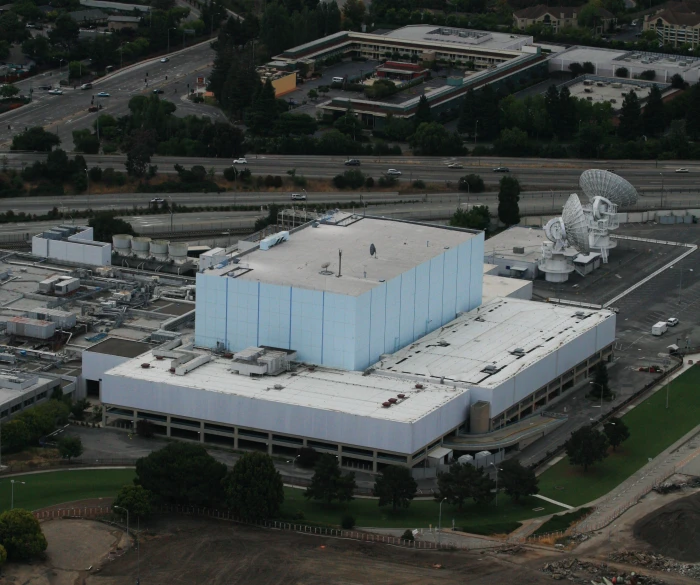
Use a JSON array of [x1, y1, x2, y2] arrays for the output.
[[95, 214, 616, 470]]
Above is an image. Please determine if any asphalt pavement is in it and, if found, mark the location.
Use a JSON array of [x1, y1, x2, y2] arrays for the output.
[[0, 41, 219, 151]]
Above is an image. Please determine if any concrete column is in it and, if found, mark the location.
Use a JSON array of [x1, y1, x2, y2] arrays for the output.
[[267, 433, 273, 455], [233, 428, 238, 450], [166, 415, 171, 437], [372, 452, 378, 473], [200, 421, 205, 443], [101, 404, 106, 427]]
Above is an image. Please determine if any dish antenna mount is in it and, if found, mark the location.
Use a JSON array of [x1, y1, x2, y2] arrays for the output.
[[369, 243, 377, 258]]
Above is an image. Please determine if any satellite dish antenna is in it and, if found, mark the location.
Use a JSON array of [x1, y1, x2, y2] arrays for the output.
[[369, 243, 377, 258], [578, 169, 632, 263], [562, 194, 590, 255], [579, 169, 638, 207], [319, 261, 333, 275], [544, 217, 567, 253]]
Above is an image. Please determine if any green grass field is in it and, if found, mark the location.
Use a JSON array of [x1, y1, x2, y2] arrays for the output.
[[280, 488, 558, 532], [538, 364, 700, 508], [0, 469, 136, 514]]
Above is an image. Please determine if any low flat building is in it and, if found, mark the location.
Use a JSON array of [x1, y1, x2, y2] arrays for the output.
[[645, 7, 700, 47], [32, 225, 111, 267], [68, 8, 108, 23], [79, 0, 150, 12], [107, 15, 141, 30], [0, 370, 68, 422]]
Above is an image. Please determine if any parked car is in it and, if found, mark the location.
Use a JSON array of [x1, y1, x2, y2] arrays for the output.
[[675, 168, 689, 173], [81, 83, 93, 90], [291, 193, 307, 200], [232, 158, 247, 164], [667, 317, 679, 326], [160, 57, 170, 63], [344, 159, 360, 166], [97, 92, 110, 97], [153, 89, 164, 94], [386, 169, 402, 176], [48, 89, 63, 95], [492, 166, 509, 173]]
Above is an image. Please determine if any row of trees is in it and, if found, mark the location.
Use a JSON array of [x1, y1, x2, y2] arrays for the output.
[[565, 418, 630, 471]]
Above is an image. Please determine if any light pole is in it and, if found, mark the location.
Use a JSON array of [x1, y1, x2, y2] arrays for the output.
[[590, 381, 604, 408], [113, 505, 130, 539], [660, 172, 664, 207], [437, 497, 447, 544], [59, 59, 65, 75], [474, 119, 479, 146], [490, 462, 502, 506], [11, 480, 25, 509], [85, 167, 90, 214], [167, 195, 174, 235]]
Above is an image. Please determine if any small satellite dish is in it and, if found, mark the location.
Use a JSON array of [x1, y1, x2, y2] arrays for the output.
[[370, 243, 376, 257], [319, 261, 333, 275]]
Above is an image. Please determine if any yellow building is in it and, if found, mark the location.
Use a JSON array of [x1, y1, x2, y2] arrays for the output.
[[513, 4, 615, 34], [644, 2, 700, 47]]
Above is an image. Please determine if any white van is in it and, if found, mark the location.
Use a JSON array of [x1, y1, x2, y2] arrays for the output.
[[651, 321, 667, 336], [291, 193, 307, 200], [332, 76, 344, 83]]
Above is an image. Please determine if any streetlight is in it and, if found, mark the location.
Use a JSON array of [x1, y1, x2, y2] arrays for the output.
[[590, 381, 604, 408], [10, 480, 25, 509], [85, 167, 90, 214], [113, 505, 130, 539], [59, 58, 65, 74], [660, 172, 664, 207], [437, 497, 447, 544], [167, 195, 174, 235]]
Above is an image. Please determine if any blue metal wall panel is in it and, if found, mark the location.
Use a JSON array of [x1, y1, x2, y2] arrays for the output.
[[398, 268, 416, 349], [441, 246, 459, 324]]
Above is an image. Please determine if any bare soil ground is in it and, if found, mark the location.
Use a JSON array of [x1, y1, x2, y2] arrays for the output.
[[0, 519, 128, 585]]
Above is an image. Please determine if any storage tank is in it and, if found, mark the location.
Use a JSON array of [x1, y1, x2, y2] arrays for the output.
[[6, 317, 56, 339], [112, 234, 133, 256], [150, 239, 169, 261], [132, 237, 151, 259], [168, 242, 188, 264]]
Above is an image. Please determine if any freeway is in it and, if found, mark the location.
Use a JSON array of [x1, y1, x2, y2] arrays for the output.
[[0, 41, 220, 151], [2, 152, 699, 192]]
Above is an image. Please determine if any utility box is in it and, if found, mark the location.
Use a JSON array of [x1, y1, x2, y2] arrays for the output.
[[652, 321, 667, 336]]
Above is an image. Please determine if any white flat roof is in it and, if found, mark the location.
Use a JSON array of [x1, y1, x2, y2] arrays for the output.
[[552, 46, 700, 74], [384, 25, 532, 51], [106, 352, 466, 424], [210, 216, 478, 296], [484, 225, 580, 263], [375, 297, 615, 389], [482, 274, 531, 300]]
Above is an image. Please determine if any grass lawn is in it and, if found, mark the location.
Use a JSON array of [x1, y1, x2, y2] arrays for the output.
[[531, 507, 591, 537], [538, 364, 700, 508], [0, 469, 135, 514], [281, 488, 559, 533]]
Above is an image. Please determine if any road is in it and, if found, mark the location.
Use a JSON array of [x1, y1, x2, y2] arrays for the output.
[[0, 41, 221, 151], [1, 152, 698, 192]]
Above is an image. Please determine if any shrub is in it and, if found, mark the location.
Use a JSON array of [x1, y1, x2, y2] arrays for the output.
[[401, 529, 415, 541], [378, 176, 398, 187], [412, 179, 426, 188], [88, 167, 103, 182], [365, 176, 374, 189], [272, 175, 283, 188], [264, 175, 275, 187], [296, 446, 319, 469], [341, 515, 356, 529], [615, 67, 629, 78], [136, 419, 155, 438]]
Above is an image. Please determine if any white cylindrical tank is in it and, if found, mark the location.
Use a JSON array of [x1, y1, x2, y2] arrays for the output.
[[150, 239, 169, 260], [132, 237, 151, 258], [112, 234, 133, 255], [168, 242, 188, 264]]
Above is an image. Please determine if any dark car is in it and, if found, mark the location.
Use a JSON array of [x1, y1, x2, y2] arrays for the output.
[[153, 89, 164, 94], [492, 167, 510, 173], [344, 159, 360, 166]]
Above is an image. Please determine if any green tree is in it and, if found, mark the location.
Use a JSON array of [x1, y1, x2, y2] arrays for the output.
[[435, 462, 495, 510], [603, 417, 630, 451], [342, 0, 366, 29], [307, 88, 318, 100], [247, 79, 279, 135], [72, 129, 100, 154], [48, 13, 80, 49], [124, 129, 158, 177], [113, 485, 154, 519], [88, 212, 136, 243], [68, 60, 83, 80], [70, 397, 90, 421], [497, 176, 520, 226], [0, 84, 19, 99], [373, 465, 417, 511], [494, 127, 534, 156], [334, 110, 363, 139], [449, 205, 490, 231], [11, 127, 60, 152], [275, 113, 318, 136], [498, 458, 539, 503], [135, 443, 228, 507], [0, 509, 48, 561], [618, 90, 641, 140], [615, 67, 629, 78], [50, 386, 64, 401], [305, 453, 357, 504], [411, 122, 465, 156], [670, 73, 685, 89], [0, 544, 6, 567], [414, 94, 432, 126], [458, 174, 485, 193], [685, 83, 700, 140], [565, 426, 609, 471], [591, 361, 612, 399], [0, 419, 30, 452], [457, 89, 477, 135], [382, 115, 414, 141], [223, 452, 284, 521], [58, 435, 83, 460], [260, 2, 292, 58]]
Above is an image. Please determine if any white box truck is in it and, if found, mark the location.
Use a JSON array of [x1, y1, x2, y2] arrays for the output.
[[652, 321, 668, 336]]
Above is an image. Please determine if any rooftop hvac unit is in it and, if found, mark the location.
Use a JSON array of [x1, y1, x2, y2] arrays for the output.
[[388, 397, 398, 404], [512, 246, 525, 254], [510, 348, 525, 356], [482, 365, 498, 374], [575, 311, 585, 317]]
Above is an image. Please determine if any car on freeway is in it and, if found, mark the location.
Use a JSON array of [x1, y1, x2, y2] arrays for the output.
[[151, 197, 165, 204], [448, 163, 464, 169], [344, 159, 360, 166], [667, 317, 679, 326], [386, 169, 402, 176], [153, 89, 164, 94], [492, 166, 509, 173], [291, 193, 307, 200], [97, 91, 110, 97], [48, 89, 63, 95], [81, 83, 92, 90], [160, 57, 169, 63], [232, 158, 248, 164], [606, 168, 615, 173], [675, 168, 689, 173]]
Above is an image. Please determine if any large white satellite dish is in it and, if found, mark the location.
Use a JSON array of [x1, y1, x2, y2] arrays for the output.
[[579, 169, 638, 207], [562, 194, 590, 255]]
